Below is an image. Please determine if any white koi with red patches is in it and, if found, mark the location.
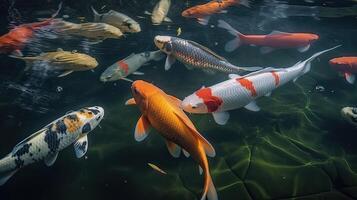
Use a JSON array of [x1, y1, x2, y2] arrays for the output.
[[182, 46, 340, 125]]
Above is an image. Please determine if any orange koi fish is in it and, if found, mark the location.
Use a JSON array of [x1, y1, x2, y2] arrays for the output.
[[182, 0, 250, 25], [126, 80, 217, 200]]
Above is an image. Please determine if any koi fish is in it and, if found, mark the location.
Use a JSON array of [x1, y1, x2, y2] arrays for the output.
[[0, 106, 104, 185], [182, 0, 250, 25], [329, 57, 357, 84], [52, 19, 123, 43], [10, 48, 98, 77], [145, 0, 172, 25], [91, 6, 141, 33], [182, 46, 339, 125], [154, 35, 262, 74], [0, 2, 62, 55], [218, 20, 319, 54], [100, 50, 164, 82], [125, 80, 217, 200]]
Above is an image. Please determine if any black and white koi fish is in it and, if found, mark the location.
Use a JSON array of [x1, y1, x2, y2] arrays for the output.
[[0, 106, 104, 185]]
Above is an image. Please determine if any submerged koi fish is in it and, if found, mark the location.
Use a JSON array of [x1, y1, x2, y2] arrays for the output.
[[182, 46, 339, 125], [126, 80, 217, 200], [182, 0, 250, 25], [100, 50, 164, 82], [341, 107, 357, 126], [91, 6, 141, 33], [154, 35, 262, 74], [0, 2, 62, 55], [145, 0, 172, 25], [0, 106, 104, 185], [218, 20, 319, 54], [329, 57, 357, 84], [10, 48, 98, 77]]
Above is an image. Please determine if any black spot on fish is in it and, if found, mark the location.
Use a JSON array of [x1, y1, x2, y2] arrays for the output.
[[82, 123, 91, 133], [67, 114, 78, 121], [86, 108, 100, 115], [56, 120, 67, 134], [13, 143, 32, 157], [14, 158, 24, 168], [29, 153, 33, 157], [44, 129, 60, 153]]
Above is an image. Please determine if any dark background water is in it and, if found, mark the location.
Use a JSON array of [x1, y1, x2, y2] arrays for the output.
[[0, 0, 357, 199]]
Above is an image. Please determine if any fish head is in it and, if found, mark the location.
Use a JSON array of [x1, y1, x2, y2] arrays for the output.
[[128, 22, 141, 33], [341, 107, 357, 126], [154, 35, 173, 54], [182, 87, 222, 113], [181, 8, 198, 18], [106, 26, 124, 38], [131, 80, 159, 111], [307, 34, 319, 42], [100, 64, 126, 82], [76, 106, 105, 134]]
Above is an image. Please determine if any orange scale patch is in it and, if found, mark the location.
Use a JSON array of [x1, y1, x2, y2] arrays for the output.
[[118, 60, 129, 75], [237, 78, 257, 97], [271, 72, 280, 86], [63, 117, 83, 134]]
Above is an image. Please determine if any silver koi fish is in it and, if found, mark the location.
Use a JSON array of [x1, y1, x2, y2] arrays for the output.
[[91, 7, 141, 33], [0, 106, 104, 185], [182, 46, 340, 125], [154, 35, 262, 74], [100, 50, 164, 82]]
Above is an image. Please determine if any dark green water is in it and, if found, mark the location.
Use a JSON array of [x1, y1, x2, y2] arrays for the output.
[[1, 0, 357, 199]]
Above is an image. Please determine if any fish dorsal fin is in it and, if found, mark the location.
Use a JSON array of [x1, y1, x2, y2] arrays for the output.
[[187, 40, 227, 62], [236, 67, 287, 80], [172, 111, 216, 157], [166, 95, 182, 107], [12, 128, 47, 154], [269, 30, 291, 35]]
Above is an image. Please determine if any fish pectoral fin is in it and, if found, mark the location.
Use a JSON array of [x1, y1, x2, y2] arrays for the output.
[[132, 71, 145, 75], [135, 115, 151, 142], [212, 111, 230, 125], [197, 16, 211, 26], [125, 98, 137, 106], [0, 169, 18, 186], [163, 17, 172, 23], [244, 101, 261, 112], [165, 140, 181, 158], [120, 77, 134, 82], [182, 149, 190, 157], [297, 44, 311, 53], [172, 112, 216, 157], [166, 95, 182, 107], [199, 166, 203, 175], [265, 92, 272, 97], [74, 135, 88, 158], [58, 70, 74, 77], [260, 47, 275, 54], [345, 73, 355, 84], [44, 151, 59, 167], [144, 11, 152, 15], [165, 55, 176, 71]]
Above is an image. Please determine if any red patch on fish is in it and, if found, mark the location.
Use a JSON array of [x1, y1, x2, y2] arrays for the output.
[[271, 72, 280, 86], [195, 87, 223, 112], [118, 60, 129, 74], [237, 78, 257, 97]]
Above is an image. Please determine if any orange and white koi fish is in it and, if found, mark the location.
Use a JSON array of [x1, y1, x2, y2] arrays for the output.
[[218, 20, 319, 54], [182, 46, 339, 125], [126, 80, 217, 200], [329, 57, 357, 84], [0, 2, 62, 55], [181, 0, 250, 25], [0, 106, 104, 186]]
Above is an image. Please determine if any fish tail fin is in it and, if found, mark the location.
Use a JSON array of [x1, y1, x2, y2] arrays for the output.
[[9, 55, 37, 71], [91, 6, 101, 21], [151, 50, 165, 61], [217, 20, 244, 52], [296, 45, 341, 76], [0, 155, 17, 186], [198, 144, 218, 200], [51, 2, 63, 19]]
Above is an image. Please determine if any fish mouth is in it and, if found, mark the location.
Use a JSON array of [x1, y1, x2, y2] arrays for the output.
[[154, 35, 171, 50]]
